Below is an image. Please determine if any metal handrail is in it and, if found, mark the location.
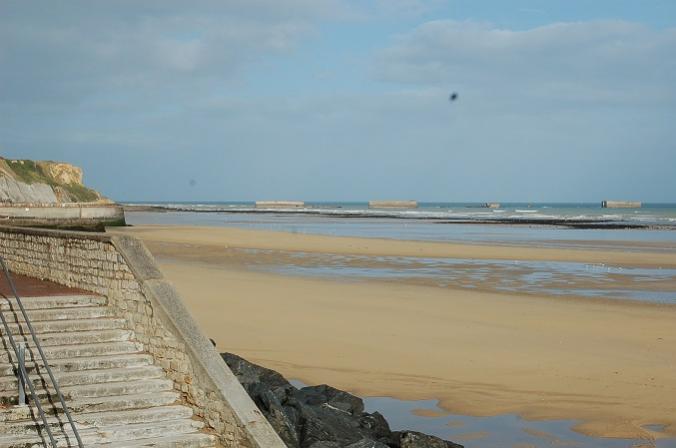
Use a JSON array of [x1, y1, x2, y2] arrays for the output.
[[0, 256, 84, 448]]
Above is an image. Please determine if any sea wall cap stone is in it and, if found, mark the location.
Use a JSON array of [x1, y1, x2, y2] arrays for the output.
[[110, 235, 163, 281]]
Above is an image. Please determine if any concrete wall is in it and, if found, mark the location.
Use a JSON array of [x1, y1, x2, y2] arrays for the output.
[[368, 200, 418, 209], [602, 200, 642, 209], [0, 204, 125, 229], [0, 226, 285, 448]]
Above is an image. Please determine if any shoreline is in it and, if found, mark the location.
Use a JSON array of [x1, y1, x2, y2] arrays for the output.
[[122, 204, 676, 230], [118, 224, 676, 267], [109, 225, 676, 441]]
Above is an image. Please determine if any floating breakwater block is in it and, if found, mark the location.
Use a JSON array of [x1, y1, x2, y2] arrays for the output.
[[368, 200, 418, 209], [602, 200, 642, 208]]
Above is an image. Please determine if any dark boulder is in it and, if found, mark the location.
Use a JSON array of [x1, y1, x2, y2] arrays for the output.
[[221, 352, 463, 448], [396, 431, 464, 448]]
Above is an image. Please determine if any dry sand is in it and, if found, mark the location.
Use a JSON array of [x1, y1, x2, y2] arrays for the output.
[[111, 225, 676, 440]]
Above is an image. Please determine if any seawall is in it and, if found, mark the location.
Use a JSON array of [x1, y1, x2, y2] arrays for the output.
[[0, 203, 125, 230], [0, 225, 285, 447]]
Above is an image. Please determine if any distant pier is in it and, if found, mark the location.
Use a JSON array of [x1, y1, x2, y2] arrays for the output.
[[368, 200, 418, 209], [255, 201, 305, 208], [602, 200, 642, 209]]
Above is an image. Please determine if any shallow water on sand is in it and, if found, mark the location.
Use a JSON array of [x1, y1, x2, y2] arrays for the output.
[[289, 380, 675, 448], [366, 397, 676, 448], [239, 249, 676, 304], [126, 211, 676, 249]]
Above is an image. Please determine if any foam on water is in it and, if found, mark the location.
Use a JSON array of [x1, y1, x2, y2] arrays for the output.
[[127, 201, 676, 227]]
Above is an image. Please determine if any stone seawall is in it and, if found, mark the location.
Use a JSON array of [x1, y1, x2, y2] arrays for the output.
[[0, 226, 285, 448], [0, 204, 125, 229]]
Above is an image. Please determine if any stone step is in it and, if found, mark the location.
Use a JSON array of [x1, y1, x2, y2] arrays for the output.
[[0, 306, 113, 323], [0, 418, 206, 447], [0, 340, 143, 364], [12, 391, 181, 417], [0, 365, 164, 392], [100, 433, 217, 448], [2, 328, 133, 349], [0, 390, 180, 422], [0, 378, 173, 405], [0, 296, 106, 311], [0, 353, 154, 377], [1, 317, 126, 335], [0, 380, 171, 424], [0, 404, 194, 434]]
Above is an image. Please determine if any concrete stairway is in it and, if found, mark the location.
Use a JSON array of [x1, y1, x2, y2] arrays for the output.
[[0, 294, 218, 447]]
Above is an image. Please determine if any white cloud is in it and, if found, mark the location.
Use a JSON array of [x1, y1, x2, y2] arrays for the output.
[[372, 0, 449, 18], [1, 5, 675, 202], [375, 20, 676, 105], [0, 1, 353, 105]]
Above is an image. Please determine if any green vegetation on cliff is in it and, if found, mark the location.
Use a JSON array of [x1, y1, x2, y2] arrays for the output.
[[4, 159, 47, 184]]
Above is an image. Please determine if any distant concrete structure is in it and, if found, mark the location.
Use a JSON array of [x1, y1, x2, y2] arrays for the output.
[[255, 201, 305, 208], [483, 202, 501, 209], [368, 200, 418, 209], [602, 200, 642, 209]]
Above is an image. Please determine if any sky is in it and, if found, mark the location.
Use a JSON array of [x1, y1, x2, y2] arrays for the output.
[[1, 0, 675, 202]]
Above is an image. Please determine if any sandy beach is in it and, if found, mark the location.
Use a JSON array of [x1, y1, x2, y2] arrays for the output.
[[111, 225, 676, 441]]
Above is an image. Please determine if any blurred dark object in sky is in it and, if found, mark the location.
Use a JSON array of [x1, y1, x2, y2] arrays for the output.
[[449, 92, 459, 102]]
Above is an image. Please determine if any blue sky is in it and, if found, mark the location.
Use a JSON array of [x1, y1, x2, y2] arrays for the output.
[[1, 0, 675, 202]]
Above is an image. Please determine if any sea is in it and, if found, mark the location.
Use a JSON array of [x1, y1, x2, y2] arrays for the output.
[[125, 201, 676, 247]]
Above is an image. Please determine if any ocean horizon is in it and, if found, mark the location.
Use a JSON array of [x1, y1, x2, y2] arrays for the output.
[[123, 201, 676, 228]]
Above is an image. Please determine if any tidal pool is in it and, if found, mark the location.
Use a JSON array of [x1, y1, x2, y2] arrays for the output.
[[255, 252, 676, 304], [289, 380, 675, 448]]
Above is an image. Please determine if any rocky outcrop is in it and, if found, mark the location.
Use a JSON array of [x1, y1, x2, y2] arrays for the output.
[[0, 176, 58, 203], [0, 157, 105, 204], [222, 353, 463, 448], [38, 161, 83, 185]]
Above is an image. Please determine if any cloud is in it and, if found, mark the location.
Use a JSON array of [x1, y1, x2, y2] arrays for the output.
[[375, 20, 676, 105], [1, 5, 675, 202], [371, 0, 449, 18], [0, 0, 355, 107]]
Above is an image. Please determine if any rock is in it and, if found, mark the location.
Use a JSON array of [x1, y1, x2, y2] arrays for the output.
[[222, 352, 463, 448], [298, 384, 364, 415], [39, 161, 83, 185], [397, 431, 464, 448], [346, 440, 391, 448]]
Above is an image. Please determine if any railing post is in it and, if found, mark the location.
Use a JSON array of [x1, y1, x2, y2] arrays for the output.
[[18, 342, 26, 406]]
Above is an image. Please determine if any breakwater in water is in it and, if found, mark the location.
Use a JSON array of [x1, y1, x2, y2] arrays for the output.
[[123, 202, 676, 229]]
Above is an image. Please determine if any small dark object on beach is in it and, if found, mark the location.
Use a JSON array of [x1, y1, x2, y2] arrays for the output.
[[449, 92, 458, 101]]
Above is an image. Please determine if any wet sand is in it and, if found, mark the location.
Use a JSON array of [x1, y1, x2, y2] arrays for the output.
[[110, 225, 676, 441]]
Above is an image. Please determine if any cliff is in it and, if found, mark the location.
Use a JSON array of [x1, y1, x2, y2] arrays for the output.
[[0, 157, 107, 204]]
